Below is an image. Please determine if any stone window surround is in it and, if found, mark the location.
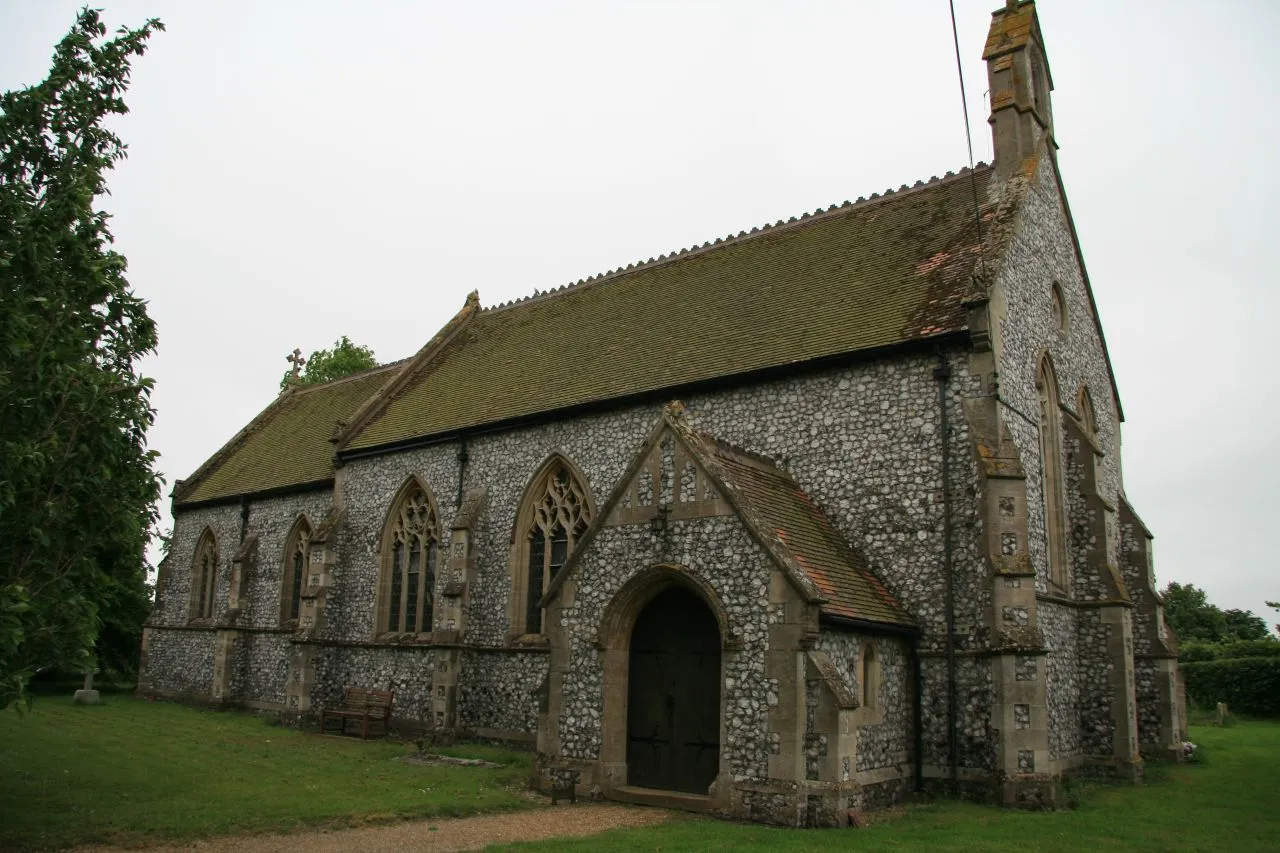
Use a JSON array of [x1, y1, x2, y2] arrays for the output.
[[188, 528, 218, 623], [1036, 353, 1070, 595], [507, 453, 596, 644], [279, 515, 312, 627], [1050, 280, 1068, 335], [375, 475, 442, 640]]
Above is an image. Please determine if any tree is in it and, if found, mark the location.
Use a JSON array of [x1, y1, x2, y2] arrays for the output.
[[279, 335, 377, 389], [1222, 608, 1270, 642], [0, 10, 164, 709], [1162, 582, 1272, 644], [1162, 583, 1226, 643], [1268, 601, 1280, 637]]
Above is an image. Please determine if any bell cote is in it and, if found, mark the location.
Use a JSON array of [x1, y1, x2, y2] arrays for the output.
[[984, 0, 1054, 179]]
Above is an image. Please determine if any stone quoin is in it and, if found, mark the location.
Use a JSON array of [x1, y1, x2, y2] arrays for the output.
[[141, 1, 1185, 826]]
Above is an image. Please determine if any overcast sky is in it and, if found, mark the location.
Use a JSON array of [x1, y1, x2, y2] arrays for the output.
[[3, 1, 1277, 628]]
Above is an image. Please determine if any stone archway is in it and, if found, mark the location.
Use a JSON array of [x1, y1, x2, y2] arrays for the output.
[[625, 586, 721, 793]]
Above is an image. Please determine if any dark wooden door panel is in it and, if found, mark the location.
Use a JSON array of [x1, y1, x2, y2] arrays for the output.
[[626, 586, 720, 794]]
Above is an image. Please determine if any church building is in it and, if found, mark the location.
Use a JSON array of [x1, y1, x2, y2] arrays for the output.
[[142, 2, 1185, 825]]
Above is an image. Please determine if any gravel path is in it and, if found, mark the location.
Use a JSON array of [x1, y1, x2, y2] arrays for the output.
[[73, 804, 670, 853]]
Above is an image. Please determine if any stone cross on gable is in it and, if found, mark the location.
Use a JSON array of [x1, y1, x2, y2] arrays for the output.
[[285, 348, 306, 386]]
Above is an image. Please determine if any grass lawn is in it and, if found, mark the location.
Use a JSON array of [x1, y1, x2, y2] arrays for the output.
[[0, 690, 532, 851], [494, 720, 1280, 853]]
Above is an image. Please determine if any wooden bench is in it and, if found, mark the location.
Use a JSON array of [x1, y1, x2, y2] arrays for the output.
[[320, 687, 394, 739]]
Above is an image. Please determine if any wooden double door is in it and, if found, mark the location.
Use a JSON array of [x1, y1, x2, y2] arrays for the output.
[[626, 586, 721, 794]]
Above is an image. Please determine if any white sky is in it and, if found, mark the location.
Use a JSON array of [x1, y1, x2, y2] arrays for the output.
[[3, 1, 1277, 628]]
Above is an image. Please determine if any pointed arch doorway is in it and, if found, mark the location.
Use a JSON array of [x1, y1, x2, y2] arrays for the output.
[[626, 586, 721, 794]]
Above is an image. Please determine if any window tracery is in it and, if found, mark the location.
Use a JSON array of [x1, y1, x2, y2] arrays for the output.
[[514, 458, 593, 636], [282, 517, 311, 625], [379, 480, 440, 635], [191, 530, 218, 620]]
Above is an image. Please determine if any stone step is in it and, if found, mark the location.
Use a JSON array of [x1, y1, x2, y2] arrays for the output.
[[610, 785, 713, 812]]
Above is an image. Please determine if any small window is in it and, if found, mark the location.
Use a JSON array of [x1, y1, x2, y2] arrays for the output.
[[190, 529, 218, 620], [861, 642, 878, 710], [281, 517, 312, 625], [1050, 282, 1068, 334]]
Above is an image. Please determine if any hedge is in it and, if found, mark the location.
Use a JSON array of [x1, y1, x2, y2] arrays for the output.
[[1181, 656, 1280, 717], [1179, 640, 1280, 663]]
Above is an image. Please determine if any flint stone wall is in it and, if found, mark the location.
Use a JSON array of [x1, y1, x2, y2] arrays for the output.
[[991, 158, 1122, 597], [309, 644, 435, 721], [145, 628, 215, 696], [335, 349, 983, 654], [1041, 602, 1082, 760], [1134, 658, 1163, 748], [817, 629, 912, 774], [1075, 608, 1113, 758], [156, 504, 240, 626], [233, 632, 290, 706], [457, 650, 546, 734], [240, 492, 333, 629], [920, 657, 996, 771], [557, 516, 774, 781]]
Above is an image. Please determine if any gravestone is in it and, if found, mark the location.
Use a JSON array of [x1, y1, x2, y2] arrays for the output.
[[73, 670, 100, 705]]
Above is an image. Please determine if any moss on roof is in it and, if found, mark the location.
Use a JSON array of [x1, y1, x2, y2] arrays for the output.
[[176, 365, 400, 506], [348, 165, 1005, 452]]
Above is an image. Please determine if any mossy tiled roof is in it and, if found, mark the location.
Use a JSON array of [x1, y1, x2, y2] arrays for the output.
[[175, 365, 401, 506], [701, 435, 912, 627], [348, 165, 1001, 452]]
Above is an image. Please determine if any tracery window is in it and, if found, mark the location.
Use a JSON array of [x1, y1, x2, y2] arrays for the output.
[[281, 517, 312, 625], [190, 529, 218, 620], [1037, 356, 1069, 590], [378, 479, 440, 635], [513, 457, 594, 636]]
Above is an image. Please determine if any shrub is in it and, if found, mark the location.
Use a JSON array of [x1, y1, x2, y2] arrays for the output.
[[1179, 639, 1280, 662], [1181, 657, 1280, 717]]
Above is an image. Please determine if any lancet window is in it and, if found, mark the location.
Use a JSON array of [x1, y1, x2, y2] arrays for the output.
[[281, 517, 311, 625], [1037, 356, 1069, 590], [514, 458, 593, 636], [379, 480, 440, 635], [191, 529, 218, 620], [861, 642, 878, 710]]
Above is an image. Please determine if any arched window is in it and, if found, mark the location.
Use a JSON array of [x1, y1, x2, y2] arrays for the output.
[[861, 642, 878, 710], [1037, 356, 1068, 590], [512, 457, 594, 636], [190, 529, 218, 620], [378, 479, 440, 635], [1077, 385, 1098, 440], [1050, 281, 1067, 334], [281, 517, 312, 625]]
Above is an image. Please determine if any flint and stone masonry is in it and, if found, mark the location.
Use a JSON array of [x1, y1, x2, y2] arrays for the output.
[[140, 1, 1184, 827]]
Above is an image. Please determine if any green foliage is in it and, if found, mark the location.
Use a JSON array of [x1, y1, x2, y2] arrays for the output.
[[0, 10, 164, 710], [279, 335, 377, 389], [1180, 639, 1280, 663], [0, 699, 531, 850], [1161, 582, 1270, 644], [1182, 657, 1280, 718]]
